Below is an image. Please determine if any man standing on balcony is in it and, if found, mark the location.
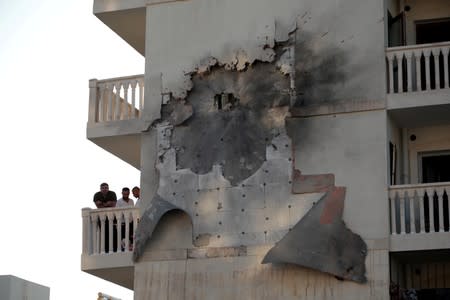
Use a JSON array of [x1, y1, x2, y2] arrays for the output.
[[93, 182, 118, 252], [93, 182, 117, 208], [116, 187, 134, 207], [117, 187, 135, 250], [132, 186, 140, 207]]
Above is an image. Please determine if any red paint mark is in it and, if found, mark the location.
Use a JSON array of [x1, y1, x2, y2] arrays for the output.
[[319, 187, 346, 224], [292, 169, 335, 194]]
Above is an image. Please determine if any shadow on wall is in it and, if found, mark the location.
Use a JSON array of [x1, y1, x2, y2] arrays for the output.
[[146, 209, 194, 251]]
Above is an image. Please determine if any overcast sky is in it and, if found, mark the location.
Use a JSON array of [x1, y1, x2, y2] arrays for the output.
[[0, 1, 144, 299]]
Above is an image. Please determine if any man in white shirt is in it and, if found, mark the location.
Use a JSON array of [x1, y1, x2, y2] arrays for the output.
[[117, 187, 134, 207], [117, 187, 134, 250], [132, 186, 140, 207]]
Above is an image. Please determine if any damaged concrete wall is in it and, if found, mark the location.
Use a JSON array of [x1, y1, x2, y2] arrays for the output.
[[143, 0, 386, 123], [133, 0, 390, 299]]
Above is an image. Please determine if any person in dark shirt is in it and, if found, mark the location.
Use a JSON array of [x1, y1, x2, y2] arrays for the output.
[[93, 182, 117, 208], [93, 182, 118, 252]]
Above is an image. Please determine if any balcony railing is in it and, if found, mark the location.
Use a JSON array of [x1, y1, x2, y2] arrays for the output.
[[386, 41, 450, 94], [82, 207, 140, 255], [88, 75, 144, 124], [389, 182, 450, 236]]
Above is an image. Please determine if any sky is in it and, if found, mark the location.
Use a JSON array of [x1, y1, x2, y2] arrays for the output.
[[0, 1, 144, 299]]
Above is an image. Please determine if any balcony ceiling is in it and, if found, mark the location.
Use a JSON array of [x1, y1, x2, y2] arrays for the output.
[[95, 7, 146, 56], [389, 103, 450, 128]]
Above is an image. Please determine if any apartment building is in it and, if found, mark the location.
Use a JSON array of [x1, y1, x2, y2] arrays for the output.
[[0, 275, 50, 300], [81, 0, 450, 299]]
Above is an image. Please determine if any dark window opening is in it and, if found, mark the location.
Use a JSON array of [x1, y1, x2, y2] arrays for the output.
[[390, 142, 397, 185], [214, 93, 239, 111], [422, 154, 450, 184], [416, 18, 450, 45]]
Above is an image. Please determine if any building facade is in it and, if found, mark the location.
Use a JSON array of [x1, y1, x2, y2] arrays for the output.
[[0, 275, 50, 300], [81, 0, 450, 299]]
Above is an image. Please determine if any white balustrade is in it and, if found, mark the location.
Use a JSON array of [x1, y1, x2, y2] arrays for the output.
[[82, 207, 140, 255], [389, 182, 450, 236], [89, 75, 144, 123], [386, 41, 450, 94]]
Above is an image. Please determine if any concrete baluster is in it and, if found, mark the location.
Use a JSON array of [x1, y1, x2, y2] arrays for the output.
[[124, 212, 131, 252], [424, 49, 432, 91], [443, 47, 449, 89], [398, 53, 404, 93], [390, 191, 397, 235], [405, 51, 413, 92], [427, 189, 435, 232], [107, 83, 114, 121], [418, 189, 426, 233], [88, 79, 98, 123], [82, 208, 92, 254], [131, 80, 137, 118], [437, 188, 445, 232], [400, 191, 406, 234], [115, 83, 122, 120], [413, 50, 422, 91], [432, 48, 441, 89], [138, 78, 144, 114], [123, 81, 130, 119], [386, 53, 395, 94], [98, 84, 106, 122], [100, 213, 107, 254], [117, 212, 123, 252], [408, 190, 415, 233], [92, 217, 100, 254], [107, 212, 115, 253]]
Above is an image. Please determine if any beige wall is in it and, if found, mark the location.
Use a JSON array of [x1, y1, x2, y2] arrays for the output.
[[0, 275, 49, 300], [134, 249, 389, 300]]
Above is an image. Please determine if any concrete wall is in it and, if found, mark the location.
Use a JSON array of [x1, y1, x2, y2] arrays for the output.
[[388, 115, 402, 185], [0, 275, 49, 300], [134, 249, 388, 300], [143, 0, 386, 119], [134, 0, 390, 298], [288, 110, 389, 240]]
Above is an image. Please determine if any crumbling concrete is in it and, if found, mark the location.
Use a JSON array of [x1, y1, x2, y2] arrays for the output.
[[134, 19, 368, 285], [262, 187, 368, 283], [133, 195, 191, 262]]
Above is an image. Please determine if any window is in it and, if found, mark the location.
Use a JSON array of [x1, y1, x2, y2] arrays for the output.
[[419, 151, 450, 183]]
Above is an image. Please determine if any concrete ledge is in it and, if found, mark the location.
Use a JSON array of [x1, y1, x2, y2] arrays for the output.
[[390, 232, 450, 252], [290, 98, 385, 118], [81, 252, 133, 270], [87, 119, 145, 139], [387, 89, 450, 110]]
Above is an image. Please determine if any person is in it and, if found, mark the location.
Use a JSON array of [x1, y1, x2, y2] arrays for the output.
[[132, 186, 140, 207], [93, 183, 117, 252], [116, 187, 134, 207], [93, 182, 117, 208], [117, 187, 135, 251]]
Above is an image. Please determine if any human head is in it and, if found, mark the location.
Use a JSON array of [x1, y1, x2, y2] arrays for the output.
[[132, 186, 140, 198], [100, 183, 109, 194], [122, 187, 130, 199]]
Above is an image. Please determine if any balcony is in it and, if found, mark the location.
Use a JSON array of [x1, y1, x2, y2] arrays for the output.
[[389, 182, 450, 252], [385, 41, 450, 111], [87, 74, 144, 168], [81, 206, 140, 289], [93, 1, 146, 55]]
